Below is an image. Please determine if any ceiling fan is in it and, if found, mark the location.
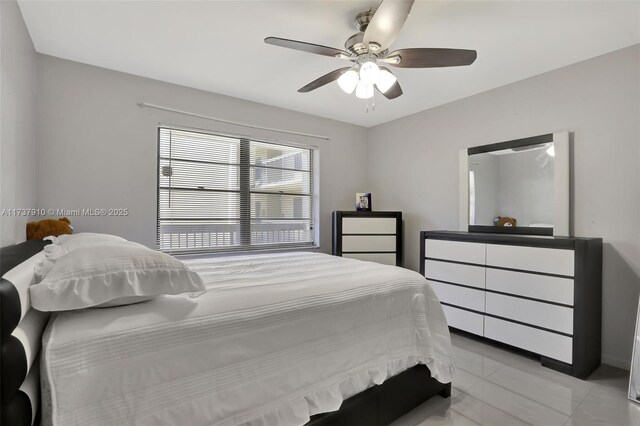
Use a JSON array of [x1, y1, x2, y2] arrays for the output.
[[264, 0, 477, 101]]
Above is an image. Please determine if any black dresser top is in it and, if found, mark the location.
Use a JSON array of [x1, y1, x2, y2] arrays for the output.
[[422, 230, 602, 250], [334, 211, 401, 217]]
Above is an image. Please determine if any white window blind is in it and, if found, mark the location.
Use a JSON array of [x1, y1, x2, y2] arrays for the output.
[[158, 127, 316, 253]]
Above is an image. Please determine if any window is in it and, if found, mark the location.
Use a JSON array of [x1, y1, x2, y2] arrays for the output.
[[158, 127, 316, 253]]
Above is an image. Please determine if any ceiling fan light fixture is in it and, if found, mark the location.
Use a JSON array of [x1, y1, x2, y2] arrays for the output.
[[355, 80, 374, 99], [375, 69, 397, 93], [265, 1, 477, 103], [337, 69, 359, 94], [381, 55, 401, 65], [368, 42, 382, 52], [359, 61, 380, 85]]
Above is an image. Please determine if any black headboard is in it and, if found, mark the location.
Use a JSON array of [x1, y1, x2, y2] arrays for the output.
[[1, 240, 49, 426]]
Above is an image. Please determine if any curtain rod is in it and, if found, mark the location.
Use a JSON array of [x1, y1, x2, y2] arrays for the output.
[[137, 102, 330, 141], [156, 122, 319, 150]]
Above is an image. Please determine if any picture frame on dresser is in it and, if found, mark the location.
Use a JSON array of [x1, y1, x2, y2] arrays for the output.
[[420, 230, 603, 379], [355, 192, 372, 211]]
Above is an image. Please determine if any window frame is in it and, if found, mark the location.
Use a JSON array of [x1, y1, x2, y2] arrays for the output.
[[156, 126, 319, 254]]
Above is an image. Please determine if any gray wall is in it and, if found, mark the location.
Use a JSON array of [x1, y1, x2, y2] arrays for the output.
[[0, 0, 37, 245], [35, 55, 368, 254], [368, 45, 640, 369]]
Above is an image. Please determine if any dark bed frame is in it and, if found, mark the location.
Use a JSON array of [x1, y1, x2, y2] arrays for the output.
[[307, 365, 451, 426], [0, 240, 451, 426], [1, 240, 50, 426]]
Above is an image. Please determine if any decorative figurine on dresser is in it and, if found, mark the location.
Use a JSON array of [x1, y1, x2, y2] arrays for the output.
[[333, 211, 402, 266], [422, 132, 603, 379]]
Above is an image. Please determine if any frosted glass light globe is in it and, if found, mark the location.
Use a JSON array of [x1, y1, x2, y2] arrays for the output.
[[359, 61, 380, 85], [337, 70, 359, 94], [355, 80, 373, 99], [375, 69, 397, 93]]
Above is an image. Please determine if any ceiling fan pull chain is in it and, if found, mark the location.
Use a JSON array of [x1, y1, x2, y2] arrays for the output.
[[364, 92, 376, 114]]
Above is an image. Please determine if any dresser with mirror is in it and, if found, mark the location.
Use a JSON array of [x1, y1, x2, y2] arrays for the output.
[[423, 132, 603, 378]]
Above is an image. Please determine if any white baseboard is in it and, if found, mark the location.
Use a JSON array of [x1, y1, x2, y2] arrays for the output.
[[602, 352, 631, 371]]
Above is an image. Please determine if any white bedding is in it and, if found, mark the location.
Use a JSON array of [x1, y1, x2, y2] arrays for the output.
[[42, 252, 454, 426]]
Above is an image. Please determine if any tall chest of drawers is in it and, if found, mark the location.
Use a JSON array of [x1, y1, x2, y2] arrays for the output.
[[421, 231, 603, 378], [333, 211, 402, 266]]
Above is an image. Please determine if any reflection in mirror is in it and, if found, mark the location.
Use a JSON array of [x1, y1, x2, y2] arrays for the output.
[[468, 142, 555, 228], [629, 297, 640, 403]]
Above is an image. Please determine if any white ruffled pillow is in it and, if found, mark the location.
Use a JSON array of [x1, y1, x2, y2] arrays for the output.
[[30, 241, 205, 311], [35, 233, 128, 281], [56, 232, 127, 251], [35, 239, 67, 281]]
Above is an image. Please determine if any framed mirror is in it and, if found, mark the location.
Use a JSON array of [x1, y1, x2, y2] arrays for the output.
[[629, 297, 640, 403], [459, 132, 570, 236]]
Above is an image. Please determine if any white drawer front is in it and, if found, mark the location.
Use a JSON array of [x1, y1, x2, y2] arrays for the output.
[[425, 239, 485, 264], [484, 316, 573, 363], [442, 305, 484, 336], [342, 235, 396, 252], [424, 260, 485, 289], [342, 217, 396, 234], [429, 281, 485, 312], [485, 293, 573, 334], [486, 268, 574, 306], [343, 253, 396, 266], [486, 244, 574, 276]]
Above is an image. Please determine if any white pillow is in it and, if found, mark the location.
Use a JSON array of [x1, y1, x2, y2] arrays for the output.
[[56, 232, 127, 252], [30, 241, 206, 311], [34, 233, 128, 281], [35, 242, 66, 281]]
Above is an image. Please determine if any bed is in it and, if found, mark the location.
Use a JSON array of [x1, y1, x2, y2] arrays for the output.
[[1, 241, 453, 426]]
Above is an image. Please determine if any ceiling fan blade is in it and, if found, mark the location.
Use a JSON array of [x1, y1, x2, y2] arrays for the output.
[[363, 0, 415, 53], [385, 48, 477, 68], [265, 37, 352, 59], [298, 67, 352, 93], [377, 80, 403, 100]]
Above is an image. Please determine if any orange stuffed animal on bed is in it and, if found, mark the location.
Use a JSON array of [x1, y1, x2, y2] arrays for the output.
[[26, 217, 73, 240]]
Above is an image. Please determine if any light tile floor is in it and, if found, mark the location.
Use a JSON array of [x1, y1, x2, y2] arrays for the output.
[[392, 333, 640, 426]]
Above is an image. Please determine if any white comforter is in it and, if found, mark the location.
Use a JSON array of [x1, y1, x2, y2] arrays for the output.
[[42, 252, 454, 426]]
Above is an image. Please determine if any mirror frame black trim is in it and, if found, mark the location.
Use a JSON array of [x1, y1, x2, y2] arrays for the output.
[[460, 131, 570, 237]]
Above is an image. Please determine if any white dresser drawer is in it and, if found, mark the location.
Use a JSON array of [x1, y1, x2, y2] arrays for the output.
[[343, 252, 396, 266], [425, 239, 485, 264], [424, 259, 485, 289], [342, 217, 397, 234], [485, 293, 573, 334], [484, 316, 573, 363], [342, 235, 396, 252], [486, 268, 574, 306], [429, 281, 485, 312], [486, 244, 574, 276], [442, 305, 484, 336]]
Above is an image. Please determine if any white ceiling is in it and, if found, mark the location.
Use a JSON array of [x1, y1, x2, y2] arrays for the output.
[[18, 0, 640, 127]]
